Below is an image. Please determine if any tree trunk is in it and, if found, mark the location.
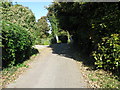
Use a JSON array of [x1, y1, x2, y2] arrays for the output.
[[55, 34, 59, 43], [67, 31, 70, 43]]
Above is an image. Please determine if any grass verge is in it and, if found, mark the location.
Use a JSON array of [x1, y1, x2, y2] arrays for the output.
[[77, 56, 120, 89], [71, 44, 120, 89], [88, 70, 120, 88]]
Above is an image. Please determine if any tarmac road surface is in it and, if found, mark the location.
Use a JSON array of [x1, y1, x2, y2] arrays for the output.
[[6, 44, 88, 88]]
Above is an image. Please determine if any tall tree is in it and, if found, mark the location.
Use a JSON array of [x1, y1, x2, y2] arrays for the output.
[[47, 4, 60, 43], [1, 3, 36, 33], [47, 2, 120, 72], [36, 16, 50, 38]]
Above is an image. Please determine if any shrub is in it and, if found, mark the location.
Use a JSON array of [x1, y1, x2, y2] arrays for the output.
[[93, 34, 120, 72], [2, 21, 33, 68]]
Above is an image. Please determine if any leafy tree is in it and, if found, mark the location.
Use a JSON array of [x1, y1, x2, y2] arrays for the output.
[[47, 4, 60, 43], [2, 21, 33, 67], [36, 16, 50, 38], [35, 16, 50, 44], [1, 2, 36, 37], [1, 2, 36, 67], [47, 2, 120, 72]]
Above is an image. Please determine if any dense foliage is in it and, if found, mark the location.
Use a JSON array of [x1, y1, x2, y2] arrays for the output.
[[47, 2, 120, 72], [1, 2, 36, 68], [1, 3, 36, 33], [93, 34, 120, 71], [1, 2, 53, 67], [35, 16, 50, 44], [47, 6, 69, 44], [2, 21, 33, 67], [47, 9, 60, 43]]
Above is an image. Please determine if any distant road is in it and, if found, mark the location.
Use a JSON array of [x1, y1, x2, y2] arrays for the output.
[[7, 44, 88, 88]]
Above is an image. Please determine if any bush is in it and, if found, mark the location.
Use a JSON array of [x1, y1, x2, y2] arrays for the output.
[[1, 2, 36, 45], [93, 34, 120, 72], [2, 21, 33, 68]]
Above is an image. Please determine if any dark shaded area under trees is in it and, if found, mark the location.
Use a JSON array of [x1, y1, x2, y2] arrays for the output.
[[47, 2, 120, 75]]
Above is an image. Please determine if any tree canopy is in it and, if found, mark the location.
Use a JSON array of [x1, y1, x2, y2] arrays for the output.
[[47, 2, 120, 72]]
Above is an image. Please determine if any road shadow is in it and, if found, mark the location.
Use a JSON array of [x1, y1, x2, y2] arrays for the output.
[[50, 43, 120, 79], [14, 47, 39, 66], [49, 43, 96, 70]]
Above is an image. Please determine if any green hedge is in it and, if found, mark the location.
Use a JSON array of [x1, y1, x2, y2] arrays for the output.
[[93, 34, 120, 72], [2, 21, 33, 68]]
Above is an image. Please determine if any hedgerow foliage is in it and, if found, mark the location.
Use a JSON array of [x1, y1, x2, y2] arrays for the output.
[[1, 2, 37, 44], [1, 1, 52, 67], [93, 34, 120, 71], [1, 2, 36, 68], [2, 21, 33, 67], [47, 2, 120, 72]]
